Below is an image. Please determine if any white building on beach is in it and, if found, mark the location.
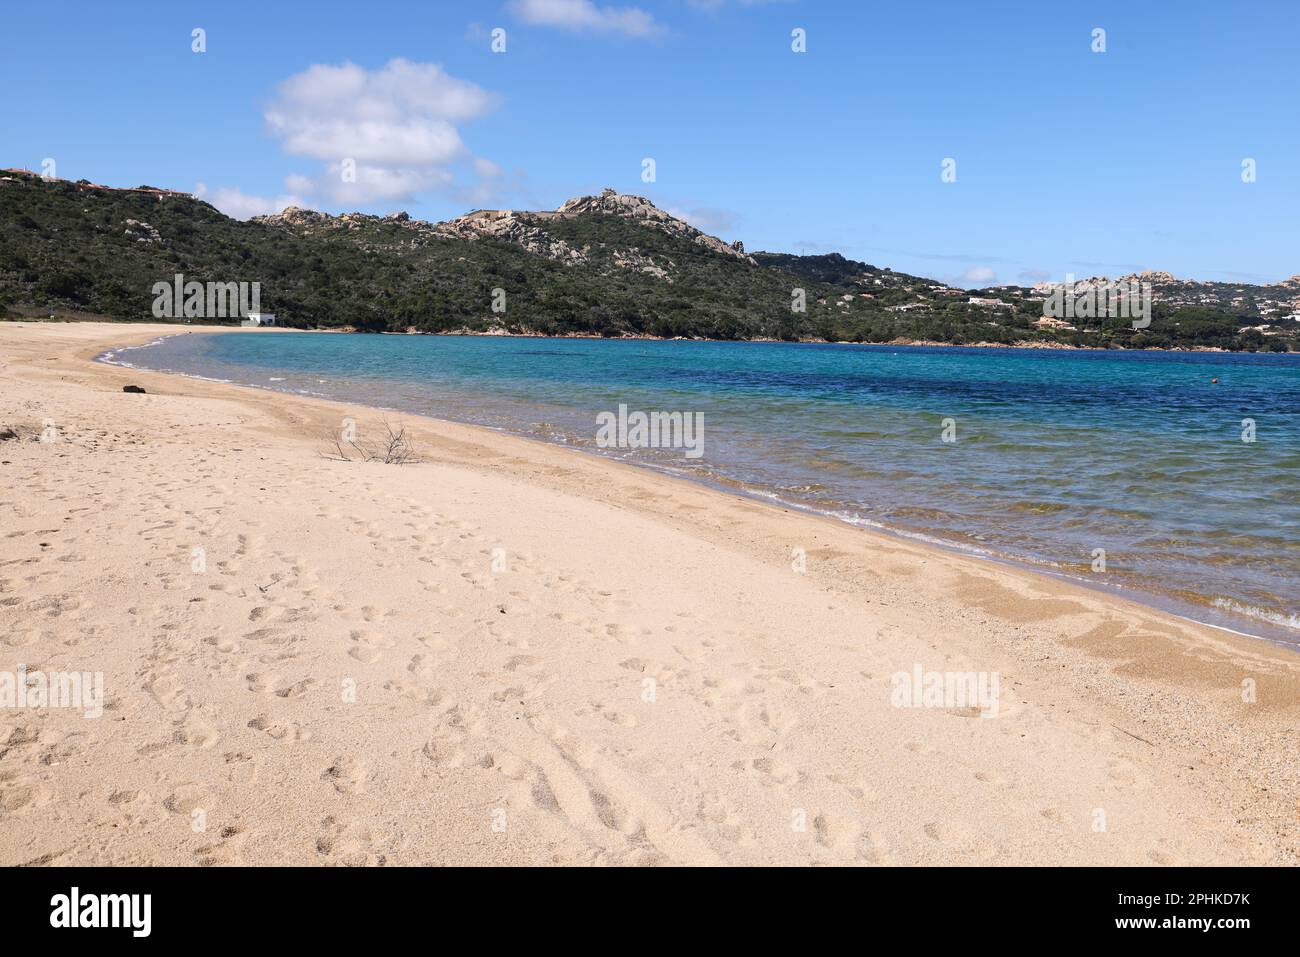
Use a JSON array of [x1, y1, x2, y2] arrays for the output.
[[242, 313, 277, 327]]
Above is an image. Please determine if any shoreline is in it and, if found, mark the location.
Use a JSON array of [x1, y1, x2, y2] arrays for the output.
[[1, 320, 1297, 865], [13, 315, 1296, 354], [99, 324, 1300, 650]]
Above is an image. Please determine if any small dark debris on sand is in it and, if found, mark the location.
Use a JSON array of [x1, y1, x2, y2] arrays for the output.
[[123, 385, 147, 394]]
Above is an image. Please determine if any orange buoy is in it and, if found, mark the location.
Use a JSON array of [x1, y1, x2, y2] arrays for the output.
[[1211, 377, 1218, 384]]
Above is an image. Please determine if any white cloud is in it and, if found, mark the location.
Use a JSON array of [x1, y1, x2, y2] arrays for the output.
[[689, 0, 794, 11], [318, 163, 451, 206], [275, 117, 467, 168], [666, 205, 739, 236], [959, 266, 997, 286], [283, 173, 316, 195], [473, 157, 502, 179], [200, 185, 307, 220], [261, 58, 498, 206], [452, 159, 530, 209], [509, 0, 665, 37]]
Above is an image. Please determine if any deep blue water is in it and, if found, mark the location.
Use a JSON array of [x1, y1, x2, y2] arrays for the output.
[[107, 332, 1300, 645]]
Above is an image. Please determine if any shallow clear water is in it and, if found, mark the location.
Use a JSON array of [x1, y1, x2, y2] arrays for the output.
[[107, 332, 1300, 646]]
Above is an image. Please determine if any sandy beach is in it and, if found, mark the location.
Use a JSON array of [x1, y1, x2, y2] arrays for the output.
[[0, 321, 1295, 866]]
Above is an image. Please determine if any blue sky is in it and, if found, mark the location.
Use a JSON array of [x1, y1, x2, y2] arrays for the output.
[[4, 0, 1297, 287]]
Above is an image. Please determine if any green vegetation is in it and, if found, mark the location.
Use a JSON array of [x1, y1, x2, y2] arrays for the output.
[[1, 171, 1294, 352]]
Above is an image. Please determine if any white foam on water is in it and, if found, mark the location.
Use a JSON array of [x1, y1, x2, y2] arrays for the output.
[[1211, 598, 1300, 632]]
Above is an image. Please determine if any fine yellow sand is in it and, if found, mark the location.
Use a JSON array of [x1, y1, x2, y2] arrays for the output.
[[0, 321, 1295, 866]]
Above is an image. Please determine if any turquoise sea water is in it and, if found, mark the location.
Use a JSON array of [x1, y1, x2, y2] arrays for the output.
[[106, 332, 1300, 646]]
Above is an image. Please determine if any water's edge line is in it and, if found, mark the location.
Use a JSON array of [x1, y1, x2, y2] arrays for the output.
[[94, 332, 1298, 654]]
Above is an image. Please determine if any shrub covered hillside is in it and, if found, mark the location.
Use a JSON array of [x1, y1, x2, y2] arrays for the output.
[[1, 171, 1295, 350]]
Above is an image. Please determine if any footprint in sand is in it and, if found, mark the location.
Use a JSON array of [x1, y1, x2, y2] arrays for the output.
[[248, 713, 311, 742], [143, 671, 193, 713], [581, 700, 638, 727], [315, 815, 386, 866], [321, 756, 369, 794], [162, 783, 209, 815], [0, 776, 54, 813], [347, 629, 386, 663], [174, 713, 220, 750], [273, 677, 315, 699]]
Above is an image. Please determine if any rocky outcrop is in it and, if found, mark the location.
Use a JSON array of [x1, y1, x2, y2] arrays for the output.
[[554, 188, 755, 263], [123, 219, 161, 244], [1034, 273, 1168, 294], [611, 247, 672, 282], [555, 187, 669, 219], [431, 210, 587, 265], [254, 206, 332, 228], [427, 188, 755, 271], [252, 188, 756, 274]]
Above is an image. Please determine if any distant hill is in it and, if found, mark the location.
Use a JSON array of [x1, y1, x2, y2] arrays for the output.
[[751, 251, 927, 290], [0, 169, 1295, 351]]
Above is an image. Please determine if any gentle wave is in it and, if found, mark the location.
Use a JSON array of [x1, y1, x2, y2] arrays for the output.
[[1211, 598, 1300, 633]]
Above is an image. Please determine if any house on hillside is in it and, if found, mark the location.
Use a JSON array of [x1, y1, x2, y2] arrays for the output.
[[241, 313, 277, 327]]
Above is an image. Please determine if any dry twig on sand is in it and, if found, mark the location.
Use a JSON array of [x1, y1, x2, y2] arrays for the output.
[[320, 418, 420, 465]]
